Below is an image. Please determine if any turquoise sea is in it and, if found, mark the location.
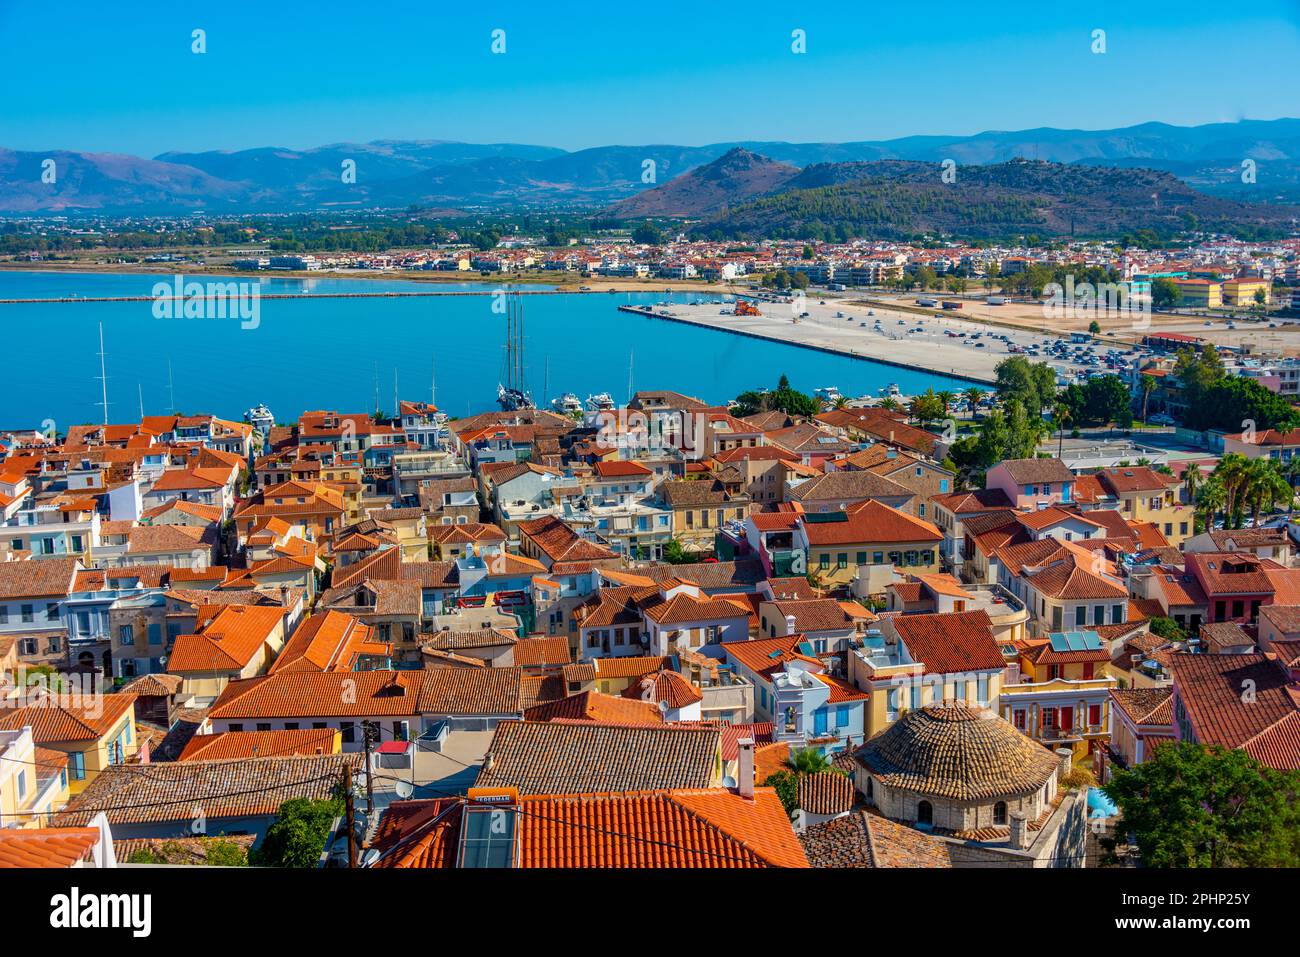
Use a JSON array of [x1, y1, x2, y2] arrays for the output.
[[0, 270, 972, 429]]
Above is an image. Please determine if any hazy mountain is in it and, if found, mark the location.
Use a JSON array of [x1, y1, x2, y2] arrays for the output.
[[691, 158, 1299, 240], [2, 119, 1299, 214], [0, 148, 248, 214], [605, 148, 800, 217]]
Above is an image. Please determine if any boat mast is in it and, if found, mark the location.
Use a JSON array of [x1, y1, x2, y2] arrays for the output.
[[95, 322, 110, 425]]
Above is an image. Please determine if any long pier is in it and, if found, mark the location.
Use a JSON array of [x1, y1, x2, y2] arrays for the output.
[[0, 289, 599, 304], [617, 304, 996, 386]]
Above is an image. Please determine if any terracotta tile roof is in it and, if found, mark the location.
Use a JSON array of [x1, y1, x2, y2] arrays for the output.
[[641, 591, 751, 626], [370, 787, 807, 868], [766, 598, 860, 633], [1186, 552, 1277, 597], [0, 692, 136, 743], [1110, 688, 1174, 727], [0, 556, 79, 599], [638, 560, 765, 591], [929, 488, 1014, 514], [517, 516, 617, 564], [1098, 466, 1168, 494], [994, 458, 1074, 485], [512, 636, 571, 668], [177, 728, 340, 761], [0, 828, 101, 868], [119, 673, 183, 697], [799, 809, 955, 868], [420, 628, 517, 652], [54, 754, 360, 826], [475, 721, 721, 795], [721, 722, 774, 761], [524, 690, 664, 725], [270, 611, 385, 674], [620, 670, 703, 709], [591, 656, 675, 680], [797, 770, 854, 815], [1170, 653, 1300, 769], [891, 610, 1005, 675], [167, 604, 286, 673], [855, 706, 1059, 801], [1260, 604, 1300, 636], [801, 499, 941, 546], [787, 471, 913, 505]]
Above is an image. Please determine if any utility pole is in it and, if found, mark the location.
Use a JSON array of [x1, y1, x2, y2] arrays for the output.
[[362, 720, 378, 814], [343, 768, 358, 869]]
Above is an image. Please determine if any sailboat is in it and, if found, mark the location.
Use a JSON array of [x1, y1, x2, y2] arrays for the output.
[[497, 288, 535, 411]]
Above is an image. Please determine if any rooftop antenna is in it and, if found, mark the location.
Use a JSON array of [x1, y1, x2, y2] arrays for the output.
[[95, 322, 110, 425]]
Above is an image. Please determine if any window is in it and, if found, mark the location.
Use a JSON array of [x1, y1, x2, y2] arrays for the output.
[[1111, 604, 1124, 624], [256, 723, 272, 732], [21, 604, 33, 623], [1088, 704, 1102, 728], [993, 801, 1007, 825], [1093, 605, 1105, 626], [1013, 709, 1027, 730], [856, 551, 867, 565], [229, 724, 243, 732], [118, 625, 134, 646], [917, 800, 933, 825], [0, 607, 6, 624], [147, 624, 162, 646], [341, 722, 355, 744], [873, 551, 884, 564], [46, 603, 59, 621], [836, 705, 849, 728], [69, 752, 85, 781], [285, 722, 299, 730], [837, 553, 848, 569], [1074, 606, 1086, 627], [819, 554, 829, 570], [16, 769, 27, 801]]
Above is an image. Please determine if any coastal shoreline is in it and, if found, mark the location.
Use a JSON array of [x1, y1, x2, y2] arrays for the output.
[[617, 305, 996, 386]]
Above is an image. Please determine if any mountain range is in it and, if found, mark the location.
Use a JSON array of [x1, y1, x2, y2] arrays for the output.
[[3, 118, 1300, 216], [650, 150, 1297, 240]]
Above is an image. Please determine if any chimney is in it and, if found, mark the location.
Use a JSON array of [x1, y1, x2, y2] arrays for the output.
[[1056, 747, 1074, 780], [737, 738, 755, 800], [1009, 811, 1030, 849], [784, 614, 797, 636]]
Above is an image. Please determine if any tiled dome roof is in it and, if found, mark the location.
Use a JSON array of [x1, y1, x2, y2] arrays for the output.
[[855, 706, 1058, 802]]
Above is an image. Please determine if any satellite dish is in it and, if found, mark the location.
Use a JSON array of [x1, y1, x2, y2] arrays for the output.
[[658, 699, 668, 713], [395, 779, 414, 799], [721, 775, 737, 789]]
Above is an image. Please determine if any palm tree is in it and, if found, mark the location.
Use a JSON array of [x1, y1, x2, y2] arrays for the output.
[[833, 395, 849, 410], [1196, 478, 1226, 531], [1180, 462, 1202, 507], [881, 396, 901, 413], [788, 748, 832, 776], [963, 387, 984, 421], [1246, 459, 1292, 527], [1213, 453, 1251, 529], [1138, 374, 1157, 425], [937, 391, 956, 419], [1053, 402, 1072, 459]]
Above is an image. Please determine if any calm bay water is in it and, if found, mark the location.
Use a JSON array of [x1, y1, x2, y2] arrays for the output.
[[0, 270, 970, 429]]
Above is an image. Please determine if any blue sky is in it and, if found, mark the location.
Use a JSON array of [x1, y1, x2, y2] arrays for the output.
[[2, 1, 1298, 155]]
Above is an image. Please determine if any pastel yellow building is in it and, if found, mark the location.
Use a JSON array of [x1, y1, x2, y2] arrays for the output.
[[0, 693, 138, 797], [1172, 279, 1222, 308], [1222, 278, 1269, 307]]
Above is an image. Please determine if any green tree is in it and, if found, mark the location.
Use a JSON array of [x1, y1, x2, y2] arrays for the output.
[[1150, 277, 1182, 309], [249, 796, 343, 868], [1104, 742, 1300, 867], [788, 747, 832, 776], [1138, 374, 1157, 424], [662, 538, 692, 565], [631, 222, 664, 245], [732, 374, 819, 418]]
